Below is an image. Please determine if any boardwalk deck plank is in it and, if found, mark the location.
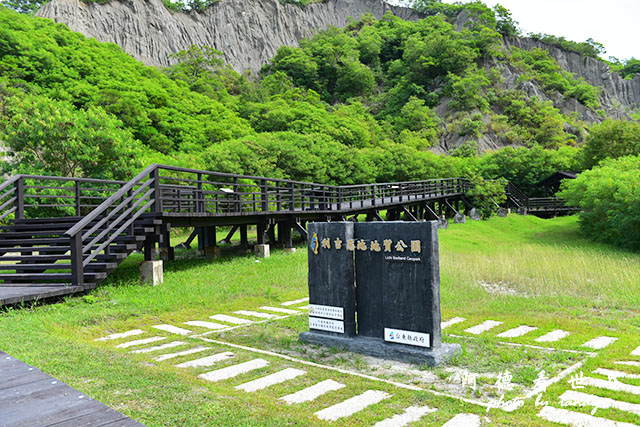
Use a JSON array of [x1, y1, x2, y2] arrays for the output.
[[0, 351, 143, 427]]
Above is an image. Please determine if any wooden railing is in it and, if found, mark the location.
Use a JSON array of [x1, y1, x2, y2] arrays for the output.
[[529, 197, 579, 212]]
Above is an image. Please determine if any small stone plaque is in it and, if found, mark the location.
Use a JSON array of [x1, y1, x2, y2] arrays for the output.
[[309, 304, 344, 320], [384, 328, 430, 348], [309, 317, 345, 334]]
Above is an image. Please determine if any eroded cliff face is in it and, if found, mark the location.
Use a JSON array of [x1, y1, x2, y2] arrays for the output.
[[37, 0, 421, 73]]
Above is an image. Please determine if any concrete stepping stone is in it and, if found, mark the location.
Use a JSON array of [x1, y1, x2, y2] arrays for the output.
[[441, 317, 465, 329], [183, 320, 228, 330], [314, 390, 391, 421], [152, 324, 192, 335], [281, 297, 309, 306], [115, 336, 166, 349], [198, 359, 269, 382], [464, 320, 502, 335], [441, 413, 481, 427], [130, 341, 186, 354], [580, 376, 640, 395], [259, 306, 300, 315], [560, 390, 640, 416], [154, 346, 209, 362], [233, 310, 278, 319], [535, 329, 570, 343], [593, 368, 640, 380], [373, 405, 437, 427], [582, 336, 618, 350], [497, 325, 538, 338], [235, 368, 305, 392], [175, 352, 235, 368], [279, 379, 345, 404], [538, 405, 637, 426], [297, 305, 310, 310], [631, 346, 640, 356], [616, 361, 640, 367], [209, 314, 253, 325], [94, 329, 144, 341]]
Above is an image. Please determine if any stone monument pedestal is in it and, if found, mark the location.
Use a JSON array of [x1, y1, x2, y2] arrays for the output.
[[454, 213, 466, 223], [140, 260, 163, 286], [300, 332, 460, 365], [204, 246, 220, 258], [283, 247, 297, 254]]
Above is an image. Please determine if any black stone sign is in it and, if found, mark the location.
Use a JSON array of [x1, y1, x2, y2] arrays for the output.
[[354, 222, 441, 348], [305, 222, 356, 337], [300, 221, 460, 365]]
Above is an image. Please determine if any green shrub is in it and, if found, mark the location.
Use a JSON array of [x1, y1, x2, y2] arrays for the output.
[[560, 155, 640, 249]]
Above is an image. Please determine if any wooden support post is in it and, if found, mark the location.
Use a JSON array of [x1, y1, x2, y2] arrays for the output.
[[281, 223, 293, 249], [70, 233, 84, 288], [197, 227, 205, 252], [266, 223, 276, 244], [144, 236, 156, 261], [257, 223, 266, 245], [15, 177, 24, 220], [151, 168, 162, 214], [240, 224, 248, 250]]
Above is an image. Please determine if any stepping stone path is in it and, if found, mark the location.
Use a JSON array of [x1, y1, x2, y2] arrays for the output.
[[582, 336, 618, 350], [152, 324, 192, 335], [373, 405, 437, 427], [281, 297, 309, 306], [154, 346, 209, 362], [496, 325, 537, 338], [130, 341, 186, 354], [535, 329, 570, 343], [314, 390, 391, 421], [210, 314, 253, 325], [95, 304, 640, 425], [464, 320, 502, 335], [184, 320, 228, 330], [537, 354, 640, 425], [236, 368, 305, 392], [199, 359, 270, 382], [175, 352, 236, 368], [115, 336, 166, 349], [441, 317, 465, 329], [234, 310, 278, 319], [94, 329, 144, 341], [279, 379, 345, 404], [538, 405, 637, 427], [259, 306, 300, 315], [441, 413, 481, 426]]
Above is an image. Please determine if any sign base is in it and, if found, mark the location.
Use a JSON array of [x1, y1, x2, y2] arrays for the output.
[[299, 331, 461, 366]]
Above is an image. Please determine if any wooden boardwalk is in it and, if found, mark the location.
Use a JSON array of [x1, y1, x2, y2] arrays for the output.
[[0, 164, 571, 307], [0, 351, 143, 426]]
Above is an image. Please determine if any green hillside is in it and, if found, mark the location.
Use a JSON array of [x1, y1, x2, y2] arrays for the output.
[[0, 2, 639, 247]]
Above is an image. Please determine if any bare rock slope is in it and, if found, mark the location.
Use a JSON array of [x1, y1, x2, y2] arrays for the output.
[[38, 0, 421, 73]]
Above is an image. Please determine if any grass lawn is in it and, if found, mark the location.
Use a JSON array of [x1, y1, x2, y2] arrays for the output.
[[0, 214, 639, 426]]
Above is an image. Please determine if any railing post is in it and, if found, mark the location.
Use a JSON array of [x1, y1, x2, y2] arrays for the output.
[[233, 177, 240, 212], [15, 177, 24, 220], [70, 233, 84, 288], [151, 168, 162, 213], [75, 181, 81, 216], [289, 182, 295, 211], [197, 173, 203, 213], [261, 179, 268, 212]]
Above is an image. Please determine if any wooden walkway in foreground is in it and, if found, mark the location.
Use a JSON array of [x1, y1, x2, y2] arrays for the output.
[[0, 351, 143, 427]]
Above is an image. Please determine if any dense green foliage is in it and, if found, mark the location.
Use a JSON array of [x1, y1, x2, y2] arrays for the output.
[[0, 6, 636, 228], [582, 119, 640, 169], [609, 58, 640, 80], [560, 155, 640, 250]]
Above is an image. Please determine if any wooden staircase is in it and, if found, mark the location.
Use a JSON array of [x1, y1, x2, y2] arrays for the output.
[[0, 216, 161, 291]]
